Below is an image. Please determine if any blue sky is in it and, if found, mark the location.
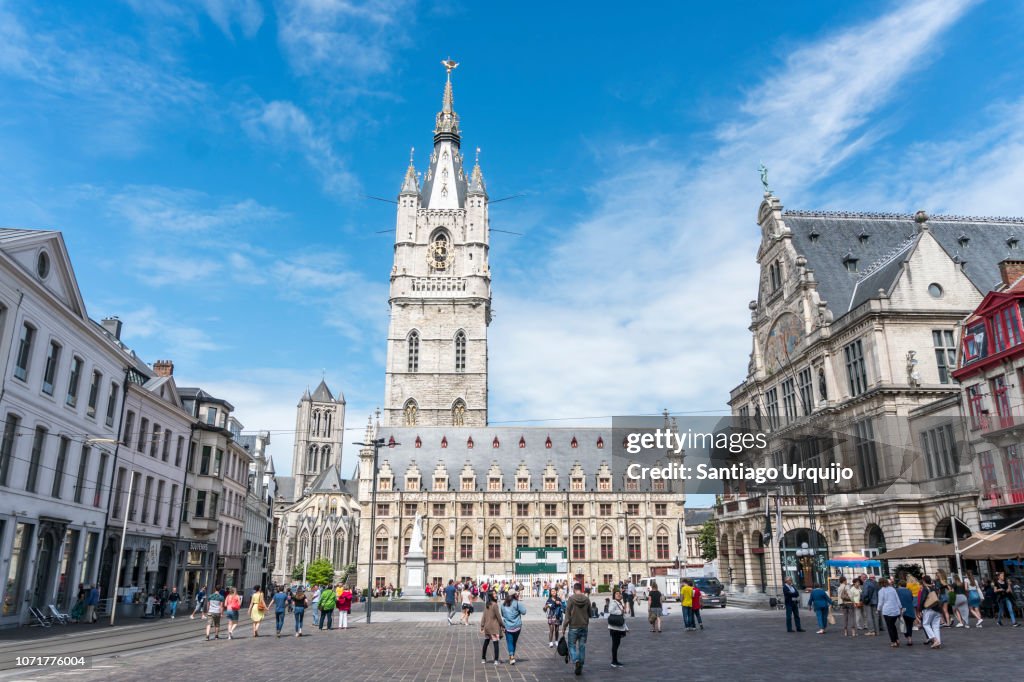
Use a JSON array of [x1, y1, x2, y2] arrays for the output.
[[1, 0, 1022, 477]]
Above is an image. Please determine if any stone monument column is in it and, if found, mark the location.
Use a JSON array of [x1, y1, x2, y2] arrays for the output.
[[403, 513, 427, 599]]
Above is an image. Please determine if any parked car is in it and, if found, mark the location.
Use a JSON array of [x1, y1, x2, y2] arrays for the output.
[[693, 577, 727, 608]]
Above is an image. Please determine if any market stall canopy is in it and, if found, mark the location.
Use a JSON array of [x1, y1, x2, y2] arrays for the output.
[[877, 542, 955, 560], [827, 553, 881, 567], [960, 529, 1024, 560]]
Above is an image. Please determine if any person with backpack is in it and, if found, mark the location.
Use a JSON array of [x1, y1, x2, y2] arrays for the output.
[[291, 587, 308, 637], [318, 583, 337, 630], [918, 575, 944, 648], [564, 582, 591, 676], [337, 585, 353, 629], [224, 587, 242, 640]]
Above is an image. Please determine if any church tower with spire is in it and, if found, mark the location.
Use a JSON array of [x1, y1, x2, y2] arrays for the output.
[[383, 60, 490, 428], [291, 379, 346, 494]]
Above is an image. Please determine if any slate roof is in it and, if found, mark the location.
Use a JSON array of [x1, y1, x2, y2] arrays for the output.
[[306, 464, 358, 496], [310, 379, 343, 403], [784, 211, 1024, 319], [375, 427, 666, 492], [685, 507, 714, 527], [276, 476, 296, 502]]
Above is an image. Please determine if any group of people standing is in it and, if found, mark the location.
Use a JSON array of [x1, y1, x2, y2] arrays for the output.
[[783, 569, 1023, 650]]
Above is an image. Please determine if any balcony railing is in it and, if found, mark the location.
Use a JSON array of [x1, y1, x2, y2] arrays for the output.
[[716, 494, 826, 516], [979, 486, 1024, 509]]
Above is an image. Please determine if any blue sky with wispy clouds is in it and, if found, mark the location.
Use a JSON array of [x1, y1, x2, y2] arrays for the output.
[[1, 0, 1022, 477]]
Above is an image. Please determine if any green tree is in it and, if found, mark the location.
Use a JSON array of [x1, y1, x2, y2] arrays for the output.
[[291, 557, 336, 585], [697, 520, 718, 562]]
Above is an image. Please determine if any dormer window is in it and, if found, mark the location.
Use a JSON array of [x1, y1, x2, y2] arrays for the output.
[[519, 436, 526, 448], [516, 476, 529, 491], [570, 436, 578, 449], [1009, 237, 1020, 250], [571, 476, 584, 491], [545, 436, 552, 449], [379, 477, 392, 491], [488, 476, 501, 491], [596, 437, 604, 449], [406, 476, 420, 490], [492, 436, 500, 448], [808, 229, 820, 243], [467, 436, 474, 449], [843, 253, 858, 273], [958, 234, 970, 248], [544, 476, 557, 491], [433, 476, 447, 491], [598, 476, 611, 491], [858, 230, 869, 244], [461, 477, 474, 491]]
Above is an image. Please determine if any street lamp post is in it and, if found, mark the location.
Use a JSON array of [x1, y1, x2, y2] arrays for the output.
[[354, 432, 398, 624]]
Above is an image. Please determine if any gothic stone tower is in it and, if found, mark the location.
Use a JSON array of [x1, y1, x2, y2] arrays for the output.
[[292, 380, 346, 494], [383, 62, 491, 428]]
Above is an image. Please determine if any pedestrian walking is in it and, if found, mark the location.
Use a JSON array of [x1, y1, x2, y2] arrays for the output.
[[808, 584, 833, 634], [647, 583, 663, 633], [311, 586, 322, 627], [167, 587, 180, 619], [607, 589, 628, 668], [318, 583, 337, 630], [624, 581, 636, 617], [271, 585, 288, 638], [158, 586, 169, 618], [337, 585, 352, 629], [896, 580, 917, 645], [292, 587, 308, 637], [205, 587, 224, 641], [249, 585, 267, 637], [480, 589, 503, 665], [877, 578, 902, 647], [544, 588, 565, 647], [918, 576, 944, 648], [782, 577, 804, 632], [461, 582, 475, 626], [500, 591, 527, 665], [224, 587, 241, 639], [692, 584, 704, 629], [564, 583, 591, 676], [994, 572, 1019, 626], [444, 579, 457, 625], [965, 571, 984, 627], [192, 586, 207, 620]]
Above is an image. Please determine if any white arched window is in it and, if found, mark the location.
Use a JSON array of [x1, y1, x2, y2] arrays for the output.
[[454, 330, 466, 372], [407, 331, 420, 372]]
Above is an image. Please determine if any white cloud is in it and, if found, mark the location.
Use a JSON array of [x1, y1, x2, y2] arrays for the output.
[[106, 185, 285, 234], [0, 6, 207, 154], [124, 0, 264, 38], [117, 305, 226, 364], [244, 100, 360, 198], [489, 0, 974, 422], [275, 0, 413, 81]]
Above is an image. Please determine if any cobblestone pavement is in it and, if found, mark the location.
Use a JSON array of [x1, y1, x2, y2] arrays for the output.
[[4, 600, 1022, 682]]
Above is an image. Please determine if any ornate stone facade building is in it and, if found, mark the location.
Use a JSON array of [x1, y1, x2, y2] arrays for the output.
[[270, 380, 359, 586], [352, 66, 687, 592], [716, 194, 1024, 594]]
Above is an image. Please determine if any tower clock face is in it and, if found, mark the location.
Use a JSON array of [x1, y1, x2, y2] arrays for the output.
[[764, 312, 804, 372], [428, 235, 453, 270]]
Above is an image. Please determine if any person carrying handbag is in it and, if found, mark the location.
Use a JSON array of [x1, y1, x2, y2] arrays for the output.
[[480, 589, 503, 665], [838, 577, 855, 637], [607, 589, 629, 668]]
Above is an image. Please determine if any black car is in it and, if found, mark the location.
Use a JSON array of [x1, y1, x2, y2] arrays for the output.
[[694, 577, 727, 608]]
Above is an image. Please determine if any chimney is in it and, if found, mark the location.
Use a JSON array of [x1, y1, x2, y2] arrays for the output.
[[998, 259, 1024, 288], [153, 360, 174, 377], [101, 316, 122, 340]]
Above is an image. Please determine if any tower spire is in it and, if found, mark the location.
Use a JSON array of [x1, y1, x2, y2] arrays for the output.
[[400, 146, 419, 195], [468, 146, 487, 197], [434, 59, 460, 144]]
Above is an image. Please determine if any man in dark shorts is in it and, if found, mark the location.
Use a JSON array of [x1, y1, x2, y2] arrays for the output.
[[443, 580, 457, 625], [205, 587, 224, 640]]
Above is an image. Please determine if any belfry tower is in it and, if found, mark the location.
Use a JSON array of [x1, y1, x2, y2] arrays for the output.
[[383, 60, 491, 428]]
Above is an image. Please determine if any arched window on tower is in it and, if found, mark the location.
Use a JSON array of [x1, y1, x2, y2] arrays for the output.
[[404, 399, 418, 427], [321, 446, 331, 471], [452, 399, 466, 427], [454, 330, 466, 372], [324, 411, 332, 436], [407, 331, 420, 373], [311, 409, 320, 437], [306, 445, 316, 472]]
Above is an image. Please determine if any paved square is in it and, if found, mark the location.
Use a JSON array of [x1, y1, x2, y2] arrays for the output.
[[2, 600, 1022, 682]]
